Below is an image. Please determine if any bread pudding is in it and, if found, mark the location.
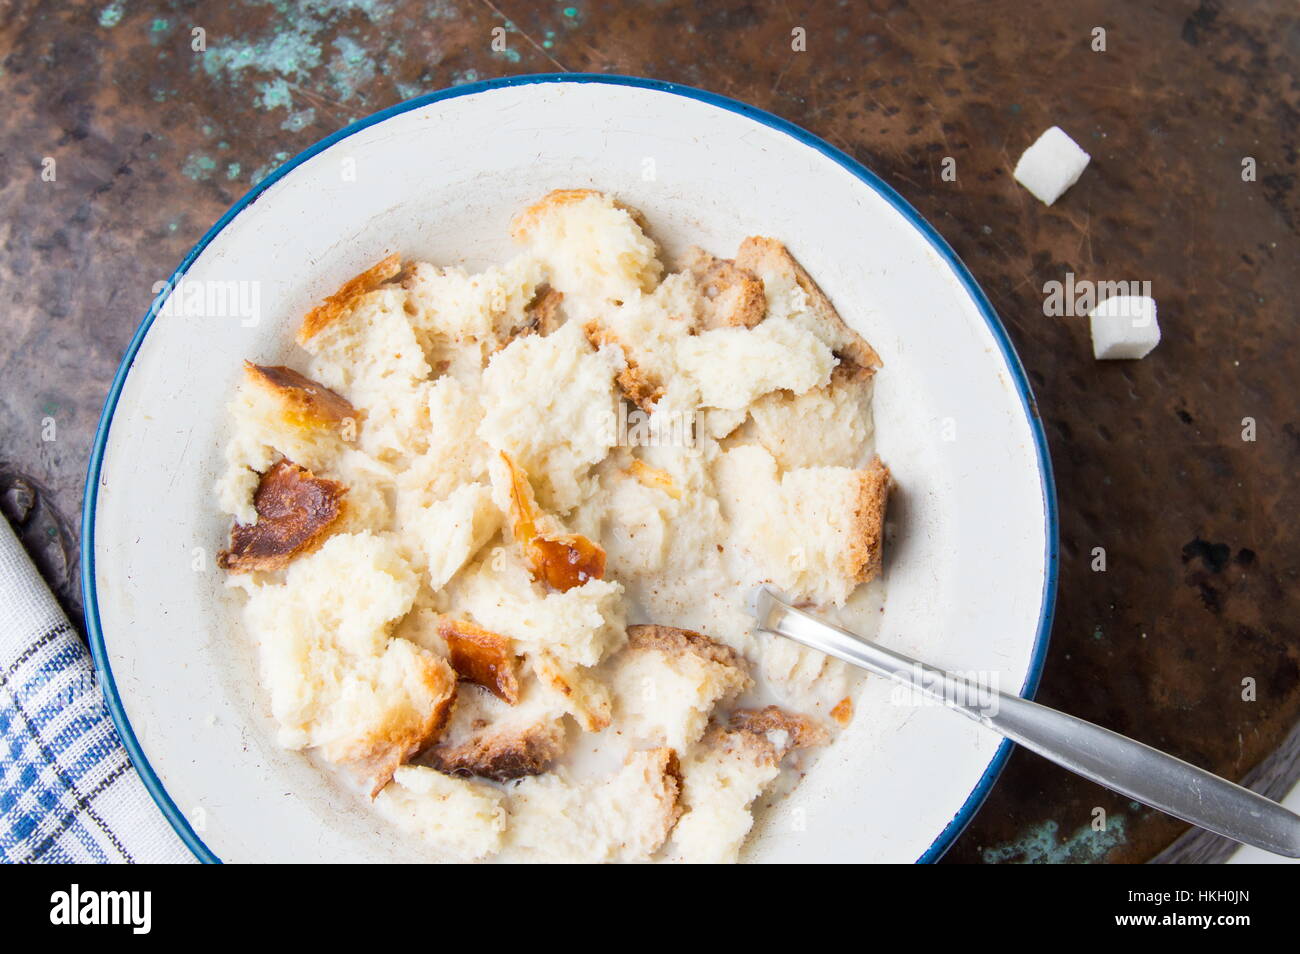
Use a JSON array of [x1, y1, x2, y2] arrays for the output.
[[216, 189, 891, 863]]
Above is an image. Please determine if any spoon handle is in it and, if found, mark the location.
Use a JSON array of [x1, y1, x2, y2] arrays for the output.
[[752, 587, 1300, 858]]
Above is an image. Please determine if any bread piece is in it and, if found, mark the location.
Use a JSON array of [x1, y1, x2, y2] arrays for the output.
[[439, 617, 520, 704], [218, 459, 347, 572], [454, 548, 626, 670], [426, 678, 567, 781], [298, 285, 434, 462], [402, 254, 545, 349], [510, 190, 662, 317], [684, 247, 766, 330], [406, 482, 501, 589], [610, 625, 752, 751], [715, 445, 892, 605], [532, 652, 613, 733], [744, 367, 875, 470], [734, 237, 881, 378], [478, 320, 621, 512], [298, 253, 402, 343], [498, 452, 606, 592], [243, 532, 455, 795], [428, 717, 565, 782], [242, 362, 360, 433], [840, 455, 892, 586], [216, 365, 359, 524], [729, 705, 831, 755], [395, 375, 491, 512], [675, 316, 835, 411], [668, 707, 827, 863], [375, 765, 506, 860], [581, 271, 698, 413], [508, 747, 682, 862]]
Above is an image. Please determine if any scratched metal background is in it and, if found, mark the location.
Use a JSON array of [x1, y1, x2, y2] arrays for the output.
[[0, 0, 1296, 863]]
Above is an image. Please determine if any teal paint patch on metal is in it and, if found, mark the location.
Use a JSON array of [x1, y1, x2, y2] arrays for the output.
[[328, 36, 376, 102], [282, 108, 317, 131], [257, 78, 294, 110], [98, 1, 124, 28], [202, 27, 325, 86], [226, 163, 242, 180], [981, 814, 1128, 864], [181, 154, 218, 181]]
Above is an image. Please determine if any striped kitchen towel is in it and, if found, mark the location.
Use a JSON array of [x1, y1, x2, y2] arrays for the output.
[[0, 515, 193, 863]]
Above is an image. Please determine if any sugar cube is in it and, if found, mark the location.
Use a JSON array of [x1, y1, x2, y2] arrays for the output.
[[1089, 296, 1160, 360], [1013, 127, 1091, 205]]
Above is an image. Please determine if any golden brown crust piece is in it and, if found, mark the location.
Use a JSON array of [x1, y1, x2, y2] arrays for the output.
[[626, 624, 747, 672], [842, 455, 891, 585], [243, 361, 360, 432], [511, 188, 649, 240], [510, 188, 603, 240], [734, 236, 882, 379], [426, 716, 566, 783], [684, 247, 767, 330], [500, 452, 606, 592], [297, 253, 402, 343], [217, 459, 347, 572], [347, 655, 457, 797], [439, 618, 520, 705]]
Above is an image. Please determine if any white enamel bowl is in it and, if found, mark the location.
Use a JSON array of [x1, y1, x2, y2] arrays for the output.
[[84, 74, 1057, 864]]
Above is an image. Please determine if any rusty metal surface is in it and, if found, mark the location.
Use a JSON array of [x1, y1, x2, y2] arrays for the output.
[[0, 0, 1295, 863]]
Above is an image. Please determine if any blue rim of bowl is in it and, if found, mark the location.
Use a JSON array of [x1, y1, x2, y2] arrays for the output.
[[82, 72, 1058, 866]]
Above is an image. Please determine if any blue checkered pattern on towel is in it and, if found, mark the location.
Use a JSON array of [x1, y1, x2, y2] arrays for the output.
[[0, 516, 193, 864], [1, 620, 138, 862]]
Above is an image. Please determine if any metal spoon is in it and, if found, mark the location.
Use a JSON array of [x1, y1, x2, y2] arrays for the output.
[[750, 586, 1300, 858]]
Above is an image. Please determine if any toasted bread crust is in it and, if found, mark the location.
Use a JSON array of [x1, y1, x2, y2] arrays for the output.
[[729, 705, 830, 755], [427, 716, 566, 782], [626, 624, 747, 672], [735, 236, 881, 378], [347, 654, 457, 797], [218, 459, 347, 572], [842, 455, 891, 584], [684, 247, 767, 330], [510, 189, 603, 240], [583, 319, 665, 413], [511, 189, 649, 241], [439, 618, 520, 705], [633, 746, 684, 850], [500, 452, 606, 592], [297, 253, 402, 343], [243, 361, 359, 431]]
